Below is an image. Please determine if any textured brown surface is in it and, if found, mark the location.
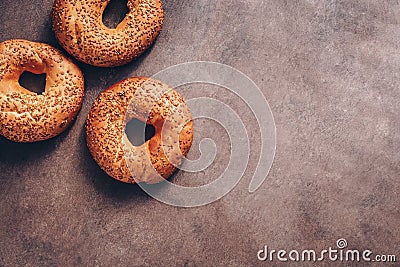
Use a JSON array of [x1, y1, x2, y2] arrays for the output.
[[0, 0, 399, 266]]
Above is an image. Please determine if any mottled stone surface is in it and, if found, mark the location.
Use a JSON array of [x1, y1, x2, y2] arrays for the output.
[[0, 0, 399, 266]]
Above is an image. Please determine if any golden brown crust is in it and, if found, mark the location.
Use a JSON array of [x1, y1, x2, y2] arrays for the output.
[[51, 0, 164, 67], [86, 77, 194, 184], [0, 39, 85, 143]]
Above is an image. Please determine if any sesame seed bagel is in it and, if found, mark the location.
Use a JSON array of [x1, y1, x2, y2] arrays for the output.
[[0, 39, 84, 143], [51, 0, 164, 67], [86, 77, 193, 184]]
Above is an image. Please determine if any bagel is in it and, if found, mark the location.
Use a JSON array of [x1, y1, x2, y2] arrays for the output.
[[86, 77, 193, 184], [0, 39, 84, 143], [51, 0, 164, 67]]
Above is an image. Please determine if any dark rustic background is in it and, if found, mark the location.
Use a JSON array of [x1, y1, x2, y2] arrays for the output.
[[0, 0, 399, 266]]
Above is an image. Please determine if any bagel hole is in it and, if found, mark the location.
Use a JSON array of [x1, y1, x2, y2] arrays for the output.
[[125, 118, 156, 146], [102, 0, 129, 29], [18, 71, 46, 95]]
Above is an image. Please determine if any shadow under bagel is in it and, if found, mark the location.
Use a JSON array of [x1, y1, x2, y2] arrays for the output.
[[0, 129, 70, 167]]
